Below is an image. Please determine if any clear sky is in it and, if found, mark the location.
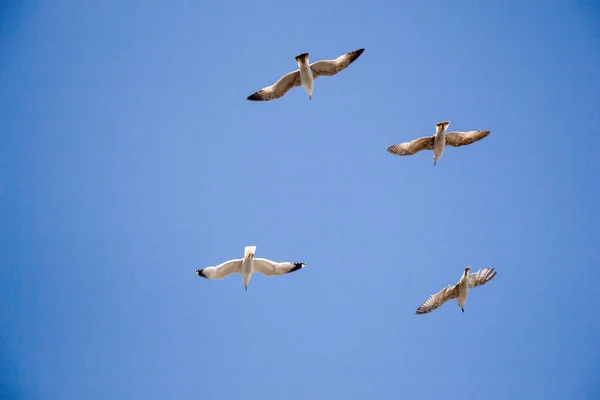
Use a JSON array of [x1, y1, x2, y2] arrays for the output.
[[1, 1, 599, 399]]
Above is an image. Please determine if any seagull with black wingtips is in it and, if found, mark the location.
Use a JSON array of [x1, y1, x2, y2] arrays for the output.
[[247, 48, 365, 101], [195, 246, 306, 291]]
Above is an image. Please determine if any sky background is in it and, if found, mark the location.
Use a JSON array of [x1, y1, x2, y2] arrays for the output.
[[1, 1, 600, 399]]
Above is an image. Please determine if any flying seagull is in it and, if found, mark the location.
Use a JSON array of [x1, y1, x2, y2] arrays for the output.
[[415, 267, 497, 315], [247, 48, 365, 101], [387, 121, 491, 166], [195, 246, 306, 291]]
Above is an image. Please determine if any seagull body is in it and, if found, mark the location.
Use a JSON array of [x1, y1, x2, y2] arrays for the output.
[[432, 121, 447, 166], [247, 48, 365, 101], [241, 245, 255, 290], [296, 53, 314, 100], [195, 246, 306, 291], [387, 121, 491, 166], [415, 267, 497, 315]]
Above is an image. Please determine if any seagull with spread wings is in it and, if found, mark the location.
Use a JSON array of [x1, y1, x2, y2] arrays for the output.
[[195, 246, 306, 291], [387, 121, 491, 166], [415, 267, 497, 315], [247, 48, 365, 101]]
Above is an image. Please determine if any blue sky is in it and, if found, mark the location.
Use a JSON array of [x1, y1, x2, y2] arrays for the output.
[[1, 1, 599, 399]]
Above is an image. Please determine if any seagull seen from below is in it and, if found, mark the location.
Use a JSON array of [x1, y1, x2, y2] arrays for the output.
[[247, 48, 365, 101], [415, 267, 497, 315], [387, 121, 491, 166], [195, 246, 306, 291]]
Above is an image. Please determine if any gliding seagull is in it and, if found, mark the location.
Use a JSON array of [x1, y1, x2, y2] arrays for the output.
[[415, 267, 497, 315], [247, 48, 365, 101], [387, 121, 491, 166], [195, 246, 306, 291]]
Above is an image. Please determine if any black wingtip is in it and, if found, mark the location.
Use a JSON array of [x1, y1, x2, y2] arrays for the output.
[[195, 269, 208, 279], [247, 93, 263, 101], [288, 262, 306, 273], [349, 48, 365, 62]]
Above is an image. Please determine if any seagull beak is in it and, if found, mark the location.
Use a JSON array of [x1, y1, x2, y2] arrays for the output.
[[309, 95, 312, 100]]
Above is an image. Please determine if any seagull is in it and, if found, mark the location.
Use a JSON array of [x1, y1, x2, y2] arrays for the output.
[[246, 48, 365, 101], [415, 267, 497, 315], [387, 121, 491, 166], [195, 246, 306, 291]]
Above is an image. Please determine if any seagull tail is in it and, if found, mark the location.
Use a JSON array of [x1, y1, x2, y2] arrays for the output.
[[295, 52, 309, 66], [244, 246, 257, 259]]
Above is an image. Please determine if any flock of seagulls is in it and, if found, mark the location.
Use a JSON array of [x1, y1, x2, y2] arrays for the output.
[[196, 48, 497, 315]]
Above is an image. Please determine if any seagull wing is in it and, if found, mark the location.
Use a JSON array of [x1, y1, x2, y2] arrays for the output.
[[415, 284, 459, 315], [196, 259, 243, 279], [387, 136, 435, 156], [444, 130, 491, 147], [309, 48, 365, 79], [247, 69, 302, 101], [467, 268, 497, 289], [253, 258, 306, 276]]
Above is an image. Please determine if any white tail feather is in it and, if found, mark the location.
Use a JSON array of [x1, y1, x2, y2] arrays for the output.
[[244, 246, 257, 259]]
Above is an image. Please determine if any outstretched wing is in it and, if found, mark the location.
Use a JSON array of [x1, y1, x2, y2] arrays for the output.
[[253, 258, 306, 276], [247, 69, 302, 101], [196, 259, 243, 280], [310, 48, 365, 79], [387, 136, 435, 156], [445, 130, 490, 147], [467, 268, 497, 289], [415, 284, 459, 315]]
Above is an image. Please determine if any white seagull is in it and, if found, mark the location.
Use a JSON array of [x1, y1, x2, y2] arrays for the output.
[[387, 121, 491, 166], [195, 246, 306, 291], [415, 267, 497, 315], [247, 48, 365, 101]]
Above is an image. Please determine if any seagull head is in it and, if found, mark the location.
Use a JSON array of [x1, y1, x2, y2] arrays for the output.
[[464, 266, 471, 274], [435, 121, 450, 134]]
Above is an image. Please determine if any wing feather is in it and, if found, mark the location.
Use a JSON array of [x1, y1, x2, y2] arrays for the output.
[[253, 258, 306, 276], [247, 70, 301, 101], [310, 48, 365, 79], [196, 259, 242, 280], [387, 136, 435, 156], [444, 130, 490, 147], [467, 268, 497, 289], [415, 284, 459, 315]]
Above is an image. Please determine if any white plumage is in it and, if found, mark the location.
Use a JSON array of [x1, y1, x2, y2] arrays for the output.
[[195, 246, 306, 291]]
